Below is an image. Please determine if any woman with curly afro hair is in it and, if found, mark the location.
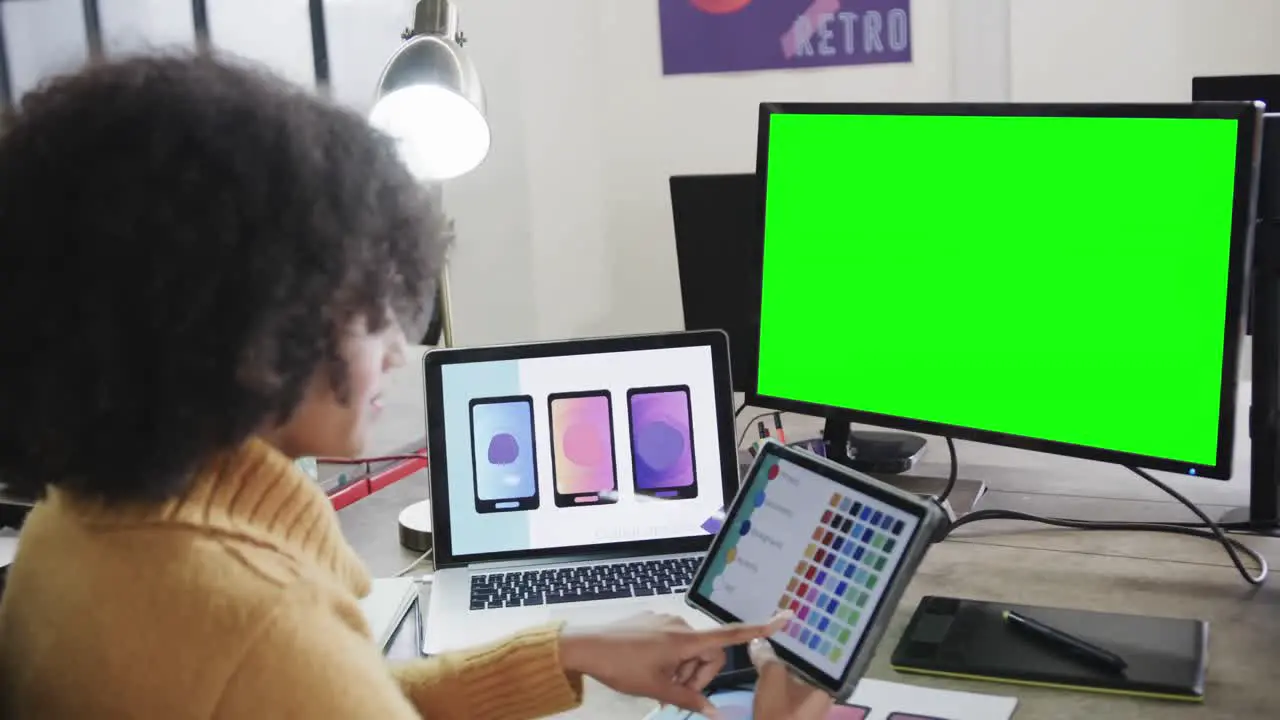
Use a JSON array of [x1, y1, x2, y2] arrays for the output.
[[0, 54, 818, 720]]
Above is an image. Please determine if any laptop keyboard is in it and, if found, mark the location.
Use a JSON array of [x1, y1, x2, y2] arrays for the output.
[[469, 556, 700, 610]]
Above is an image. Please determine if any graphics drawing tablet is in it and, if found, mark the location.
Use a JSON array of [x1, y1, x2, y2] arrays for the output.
[[686, 439, 945, 700], [891, 595, 1209, 701]]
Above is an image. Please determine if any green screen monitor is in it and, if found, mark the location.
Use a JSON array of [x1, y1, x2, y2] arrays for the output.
[[753, 103, 1263, 479]]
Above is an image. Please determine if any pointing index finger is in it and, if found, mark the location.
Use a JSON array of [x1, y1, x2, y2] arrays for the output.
[[690, 612, 791, 649]]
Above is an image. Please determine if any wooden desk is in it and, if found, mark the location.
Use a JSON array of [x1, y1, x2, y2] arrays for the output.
[[339, 347, 1279, 717], [342, 470, 1280, 718], [860, 534, 1280, 720]]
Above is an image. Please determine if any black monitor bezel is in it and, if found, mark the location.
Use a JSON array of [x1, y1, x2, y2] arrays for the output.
[[424, 330, 741, 568], [1193, 75, 1280, 106], [749, 101, 1264, 480]]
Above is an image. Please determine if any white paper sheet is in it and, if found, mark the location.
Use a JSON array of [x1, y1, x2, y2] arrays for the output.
[[0, 528, 19, 568], [358, 577, 418, 650], [644, 678, 1017, 720], [847, 678, 1017, 720]]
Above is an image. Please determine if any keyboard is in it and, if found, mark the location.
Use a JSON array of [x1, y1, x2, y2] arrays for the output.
[[469, 556, 700, 610]]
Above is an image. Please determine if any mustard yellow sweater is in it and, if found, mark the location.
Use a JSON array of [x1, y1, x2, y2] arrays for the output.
[[0, 439, 583, 718]]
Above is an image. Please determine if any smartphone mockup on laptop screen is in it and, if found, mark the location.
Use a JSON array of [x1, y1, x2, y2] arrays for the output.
[[687, 440, 944, 700], [548, 390, 620, 507], [629, 385, 699, 500], [469, 396, 540, 513]]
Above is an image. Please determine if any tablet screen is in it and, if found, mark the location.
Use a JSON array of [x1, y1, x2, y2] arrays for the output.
[[693, 450, 921, 683]]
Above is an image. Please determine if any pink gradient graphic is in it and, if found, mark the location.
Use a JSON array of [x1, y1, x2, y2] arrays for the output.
[[550, 394, 616, 494], [564, 422, 608, 465], [691, 0, 753, 13], [781, 0, 842, 58]]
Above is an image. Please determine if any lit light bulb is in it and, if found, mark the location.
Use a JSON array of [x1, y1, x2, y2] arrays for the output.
[[369, 85, 491, 181]]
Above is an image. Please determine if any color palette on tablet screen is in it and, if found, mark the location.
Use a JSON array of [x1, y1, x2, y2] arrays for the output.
[[775, 490, 906, 664]]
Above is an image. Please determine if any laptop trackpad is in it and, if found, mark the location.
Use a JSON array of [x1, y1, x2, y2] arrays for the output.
[[550, 596, 716, 631], [551, 602, 648, 628]]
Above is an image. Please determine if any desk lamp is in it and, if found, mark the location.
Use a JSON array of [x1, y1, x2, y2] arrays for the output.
[[370, 0, 489, 184], [369, 0, 489, 552]]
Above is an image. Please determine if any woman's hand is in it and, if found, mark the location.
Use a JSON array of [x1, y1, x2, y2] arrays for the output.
[[748, 638, 835, 719], [558, 611, 788, 717]]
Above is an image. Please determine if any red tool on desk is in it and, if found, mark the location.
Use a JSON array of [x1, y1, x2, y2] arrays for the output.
[[320, 449, 428, 511]]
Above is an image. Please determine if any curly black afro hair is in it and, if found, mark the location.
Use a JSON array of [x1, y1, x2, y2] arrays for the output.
[[0, 54, 449, 502]]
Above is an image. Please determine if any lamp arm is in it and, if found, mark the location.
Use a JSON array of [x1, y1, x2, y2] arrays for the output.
[[406, 0, 460, 41], [424, 182, 455, 349]]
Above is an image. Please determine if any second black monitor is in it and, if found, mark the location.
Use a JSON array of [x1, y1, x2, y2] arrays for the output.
[[1193, 74, 1280, 335], [669, 173, 760, 393]]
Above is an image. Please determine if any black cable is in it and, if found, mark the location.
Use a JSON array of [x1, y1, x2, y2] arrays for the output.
[[936, 437, 958, 503], [736, 411, 774, 449], [946, 508, 1267, 586], [734, 402, 747, 419], [1127, 466, 1267, 585], [939, 463, 1269, 586], [1100, 518, 1256, 531], [421, 287, 445, 345], [754, 420, 1261, 583]]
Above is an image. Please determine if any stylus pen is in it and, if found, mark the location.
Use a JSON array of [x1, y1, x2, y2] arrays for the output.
[[1003, 610, 1128, 673]]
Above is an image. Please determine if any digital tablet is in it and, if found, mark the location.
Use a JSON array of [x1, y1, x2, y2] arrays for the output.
[[686, 439, 944, 700]]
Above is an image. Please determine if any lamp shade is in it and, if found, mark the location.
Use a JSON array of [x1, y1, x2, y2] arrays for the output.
[[371, 32, 489, 181]]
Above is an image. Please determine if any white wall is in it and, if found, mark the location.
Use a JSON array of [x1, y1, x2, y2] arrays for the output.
[[3, 0, 1278, 346], [1010, 0, 1280, 103], [2, 0, 89, 98], [449, 0, 960, 344]]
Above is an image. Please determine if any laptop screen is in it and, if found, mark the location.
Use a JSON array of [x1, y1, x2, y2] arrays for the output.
[[436, 343, 731, 560]]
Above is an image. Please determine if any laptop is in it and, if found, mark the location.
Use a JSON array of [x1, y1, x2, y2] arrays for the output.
[[421, 330, 741, 654]]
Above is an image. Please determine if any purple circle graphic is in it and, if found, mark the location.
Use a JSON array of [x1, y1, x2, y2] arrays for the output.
[[635, 420, 685, 470], [487, 433, 519, 465]]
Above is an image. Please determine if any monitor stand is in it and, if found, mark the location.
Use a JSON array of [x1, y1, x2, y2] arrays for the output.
[[821, 417, 926, 474], [1221, 159, 1280, 536], [820, 417, 987, 518], [1213, 399, 1274, 530], [1218, 507, 1280, 535]]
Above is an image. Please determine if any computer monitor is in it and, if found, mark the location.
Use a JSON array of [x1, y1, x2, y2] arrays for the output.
[[752, 102, 1263, 480], [1240, 114, 1280, 529], [1193, 75, 1280, 107], [1193, 75, 1280, 336], [669, 173, 761, 393]]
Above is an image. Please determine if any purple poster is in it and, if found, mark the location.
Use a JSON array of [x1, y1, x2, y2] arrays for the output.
[[659, 0, 912, 76]]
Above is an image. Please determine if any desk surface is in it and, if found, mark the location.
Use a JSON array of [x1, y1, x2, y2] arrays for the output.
[[340, 348, 1280, 718]]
